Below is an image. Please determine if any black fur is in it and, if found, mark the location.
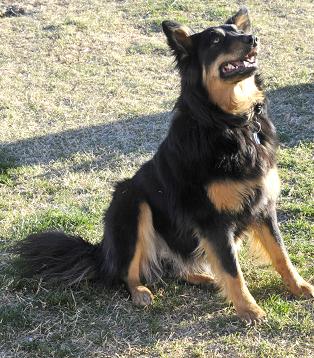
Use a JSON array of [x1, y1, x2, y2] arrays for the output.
[[16, 12, 278, 287], [15, 232, 101, 284]]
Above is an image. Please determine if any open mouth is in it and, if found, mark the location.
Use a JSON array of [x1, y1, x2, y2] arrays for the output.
[[220, 49, 258, 78]]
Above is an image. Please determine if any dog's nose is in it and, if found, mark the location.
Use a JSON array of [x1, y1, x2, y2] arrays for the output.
[[252, 35, 258, 47], [242, 35, 258, 47]]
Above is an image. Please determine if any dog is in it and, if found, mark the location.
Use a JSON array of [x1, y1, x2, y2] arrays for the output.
[[16, 7, 313, 323]]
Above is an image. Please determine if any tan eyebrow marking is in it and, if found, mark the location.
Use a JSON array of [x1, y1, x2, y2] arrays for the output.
[[215, 28, 226, 36]]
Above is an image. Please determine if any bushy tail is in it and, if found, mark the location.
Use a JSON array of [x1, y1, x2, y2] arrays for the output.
[[14, 231, 101, 285]]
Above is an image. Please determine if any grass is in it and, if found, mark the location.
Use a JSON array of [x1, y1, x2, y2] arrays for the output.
[[0, 0, 313, 357]]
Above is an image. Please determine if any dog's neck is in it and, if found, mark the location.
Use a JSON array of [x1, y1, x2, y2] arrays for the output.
[[204, 75, 264, 116]]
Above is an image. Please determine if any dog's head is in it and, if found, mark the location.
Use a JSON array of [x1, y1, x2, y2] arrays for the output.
[[162, 7, 263, 115]]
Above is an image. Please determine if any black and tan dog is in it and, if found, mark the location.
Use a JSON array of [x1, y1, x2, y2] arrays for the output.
[[17, 7, 313, 323]]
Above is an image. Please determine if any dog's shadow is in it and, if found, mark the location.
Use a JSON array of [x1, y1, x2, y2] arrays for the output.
[[267, 82, 313, 144], [1, 83, 313, 173], [0, 112, 171, 172]]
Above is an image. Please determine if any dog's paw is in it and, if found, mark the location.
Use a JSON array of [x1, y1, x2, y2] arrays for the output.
[[236, 303, 266, 324], [291, 280, 314, 298], [131, 286, 154, 306]]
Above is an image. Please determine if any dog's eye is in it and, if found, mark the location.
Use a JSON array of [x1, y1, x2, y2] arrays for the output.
[[212, 36, 220, 44]]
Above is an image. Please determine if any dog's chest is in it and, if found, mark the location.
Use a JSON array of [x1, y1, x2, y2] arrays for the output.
[[206, 167, 280, 213], [211, 125, 273, 175]]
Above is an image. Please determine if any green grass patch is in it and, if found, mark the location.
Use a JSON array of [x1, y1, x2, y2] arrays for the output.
[[0, 159, 16, 186], [19, 338, 79, 358], [11, 208, 96, 242], [0, 304, 32, 331]]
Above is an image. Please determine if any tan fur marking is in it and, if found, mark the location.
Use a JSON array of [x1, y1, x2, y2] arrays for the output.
[[200, 240, 266, 321], [249, 224, 314, 297], [185, 273, 215, 285], [127, 202, 155, 306], [175, 28, 191, 47], [178, 24, 194, 36], [172, 25, 193, 50], [127, 238, 142, 289], [202, 58, 264, 115], [207, 167, 280, 213], [207, 179, 258, 213], [234, 14, 249, 30]]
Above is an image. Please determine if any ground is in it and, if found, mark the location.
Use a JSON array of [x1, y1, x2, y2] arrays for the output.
[[0, 0, 313, 357]]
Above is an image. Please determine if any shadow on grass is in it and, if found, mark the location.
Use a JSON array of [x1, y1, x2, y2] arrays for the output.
[[268, 82, 314, 144], [0, 112, 171, 170], [1, 82, 313, 172], [0, 259, 257, 355]]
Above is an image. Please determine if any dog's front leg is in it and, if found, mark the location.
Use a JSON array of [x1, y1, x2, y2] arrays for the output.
[[200, 229, 266, 323], [250, 211, 314, 298]]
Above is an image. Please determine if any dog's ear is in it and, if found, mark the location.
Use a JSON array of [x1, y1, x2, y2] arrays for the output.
[[162, 21, 194, 59], [225, 6, 251, 33]]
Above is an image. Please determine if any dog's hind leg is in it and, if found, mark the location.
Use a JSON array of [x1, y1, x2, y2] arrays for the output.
[[126, 202, 155, 306], [102, 180, 156, 304], [126, 242, 154, 306], [249, 212, 314, 298]]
